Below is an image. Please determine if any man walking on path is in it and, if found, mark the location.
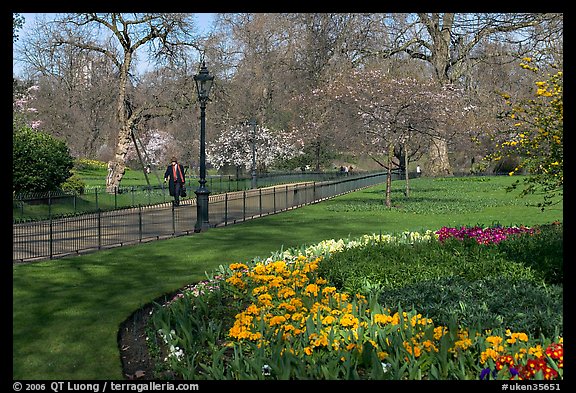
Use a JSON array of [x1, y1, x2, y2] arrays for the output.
[[164, 157, 186, 207]]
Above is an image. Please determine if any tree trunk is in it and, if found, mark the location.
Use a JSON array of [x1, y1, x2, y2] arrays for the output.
[[404, 141, 410, 197], [385, 143, 394, 207], [427, 136, 453, 177], [106, 56, 132, 193], [419, 13, 455, 177], [106, 123, 133, 193]]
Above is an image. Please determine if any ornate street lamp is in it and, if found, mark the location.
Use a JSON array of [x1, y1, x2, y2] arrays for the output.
[[193, 61, 214, 232], [248, 119, 257, 189]]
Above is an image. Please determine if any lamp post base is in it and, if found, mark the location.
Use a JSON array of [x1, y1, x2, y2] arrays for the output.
[[194, 187, 210, 232]]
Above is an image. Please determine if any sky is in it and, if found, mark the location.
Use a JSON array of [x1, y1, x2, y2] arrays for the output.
[[13, 13, 216, 78]]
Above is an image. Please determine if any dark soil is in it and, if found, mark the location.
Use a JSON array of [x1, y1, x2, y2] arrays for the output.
[[117, 301, 157, 380], [117, 291, 180, 380]]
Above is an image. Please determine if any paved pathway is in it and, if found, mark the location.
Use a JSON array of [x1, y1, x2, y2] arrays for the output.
[[13, 182, 317, 263]]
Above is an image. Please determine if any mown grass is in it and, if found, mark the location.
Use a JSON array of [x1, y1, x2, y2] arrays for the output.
[[12, 175, 563, 379]]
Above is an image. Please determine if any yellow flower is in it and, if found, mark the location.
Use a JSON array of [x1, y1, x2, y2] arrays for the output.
[[528, 345, 543, 358], [290, 298, 303, 309], [434, 326, 447, 340], [245, 304, 260, 315], [322, 315, 336, 325], [423, 340, 438, 352], [269, 315, 287, 326], [229, 262, 249, 271], [339, 313, 359, 328], [278, 302, 296, 312], [454, 337, 472, 351], [322, 286, 337, 296], [305, 283, 320, 297], [480, 348, 500, 364], [486, 335, 503, 348], [252, 285, 268, 296], [226, 275, 245, 288], [258, 293, 273, 306], [291, 312, 305, 321], [312, 334, 329, 347], [374, 313, 393, 325], [506, 331, 529, 344]]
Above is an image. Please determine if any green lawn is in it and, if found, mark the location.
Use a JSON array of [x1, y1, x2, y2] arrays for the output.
[[12, 175, 563, 379]]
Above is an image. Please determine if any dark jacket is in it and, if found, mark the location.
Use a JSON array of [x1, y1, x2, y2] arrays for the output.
[[164, 163, 186, 196]]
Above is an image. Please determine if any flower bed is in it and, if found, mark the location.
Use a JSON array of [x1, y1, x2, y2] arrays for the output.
[[150, 225, 563, 380]]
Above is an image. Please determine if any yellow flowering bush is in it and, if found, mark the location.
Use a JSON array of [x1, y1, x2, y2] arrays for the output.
[[491, 57, 563, 210]]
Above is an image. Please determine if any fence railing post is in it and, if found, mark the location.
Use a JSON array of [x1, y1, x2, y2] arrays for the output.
[[259, 189, 262, 216], [49, 215, 53, 259], [172, 205, 176, 235], [224, 193, 228, 226], [97, 209, 102, 250], [139, 205, 143, 242], [243, 191, 246, 221], [313, 181, 316, 202]]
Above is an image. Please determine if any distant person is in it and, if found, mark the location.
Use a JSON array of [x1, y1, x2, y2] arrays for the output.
[[164, 157, 186, 207], [416, 165, 422, 177]]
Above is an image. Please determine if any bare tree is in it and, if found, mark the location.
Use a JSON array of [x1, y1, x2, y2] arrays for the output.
[[30, 13, 203, 192], [15, 17, 118, 158]]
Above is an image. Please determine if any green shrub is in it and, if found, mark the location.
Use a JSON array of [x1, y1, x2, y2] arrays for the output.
[[378, 276, 563, 337], [13, 125, 74, 193], [317, 239, 538, 296], [60, 173, 86, 194], [495, 222, 563, 284]]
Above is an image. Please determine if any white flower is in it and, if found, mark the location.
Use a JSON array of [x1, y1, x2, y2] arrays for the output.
[[262, 364, 272, 376], [381, 362, 392, 373]]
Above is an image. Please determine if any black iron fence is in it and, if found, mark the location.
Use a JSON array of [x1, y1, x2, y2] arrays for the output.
[[13, 171, 394, 263], [12, 171, 365, 222]]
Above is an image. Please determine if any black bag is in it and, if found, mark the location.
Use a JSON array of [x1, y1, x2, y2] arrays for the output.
[[180, 185, 187, 198]]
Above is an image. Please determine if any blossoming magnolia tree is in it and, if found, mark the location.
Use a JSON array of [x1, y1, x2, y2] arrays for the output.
[[206, 122, 303, 173], [125, 129, 176, 167], [326, 68, 467, 206]]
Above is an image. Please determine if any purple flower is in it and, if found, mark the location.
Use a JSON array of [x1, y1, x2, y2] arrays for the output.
[[480, 367, 491, 380]]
